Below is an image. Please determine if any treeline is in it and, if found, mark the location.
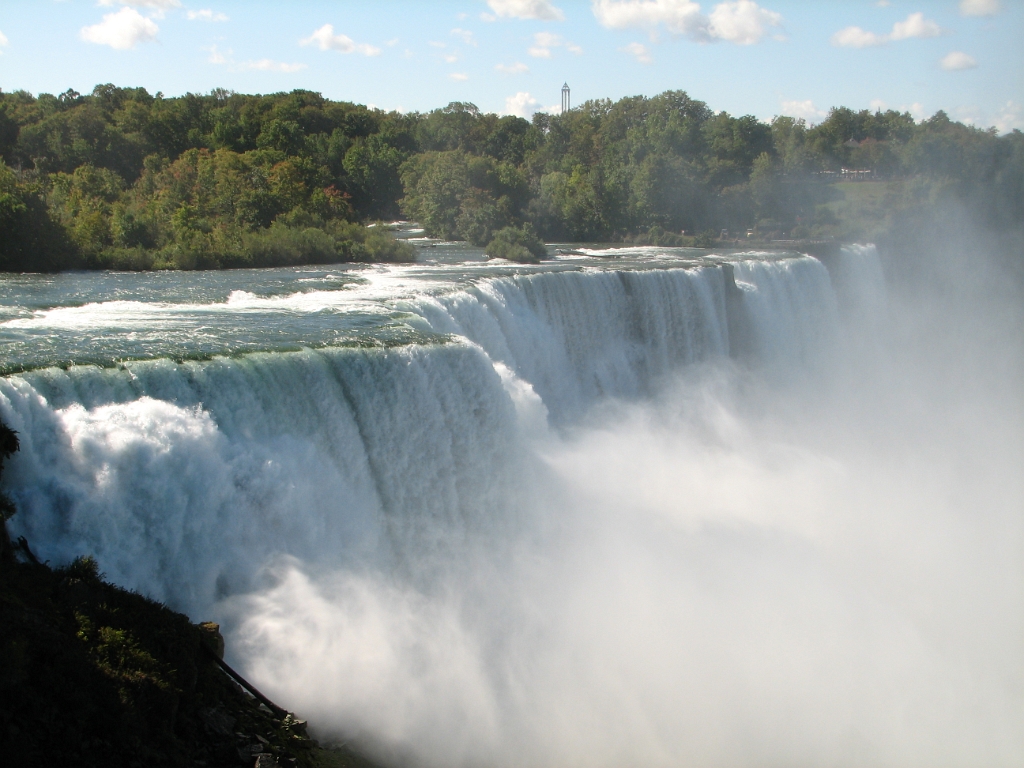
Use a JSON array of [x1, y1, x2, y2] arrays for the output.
[[0, 84, 1021, 271]]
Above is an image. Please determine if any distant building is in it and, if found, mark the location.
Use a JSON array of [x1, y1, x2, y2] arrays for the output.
[[561, 83, 570, 114]]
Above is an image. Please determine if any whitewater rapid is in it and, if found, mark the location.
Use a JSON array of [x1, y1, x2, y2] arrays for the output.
[[1, 244, 1021, 766]]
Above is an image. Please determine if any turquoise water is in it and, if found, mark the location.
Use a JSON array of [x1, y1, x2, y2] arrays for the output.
[[0, 228, 777, 372]]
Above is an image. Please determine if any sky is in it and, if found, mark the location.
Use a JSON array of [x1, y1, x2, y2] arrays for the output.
[[0, 0, 1021, 131]]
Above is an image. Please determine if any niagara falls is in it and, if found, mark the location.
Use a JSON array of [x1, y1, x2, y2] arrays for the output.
[[1, 1, 1021, 766], [2, 232, 1021, 765]]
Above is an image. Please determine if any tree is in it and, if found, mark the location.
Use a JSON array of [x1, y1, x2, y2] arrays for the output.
[[0, 161, 77, 270]]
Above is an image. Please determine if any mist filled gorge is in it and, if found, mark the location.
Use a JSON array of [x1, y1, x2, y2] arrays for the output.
[[0, 219, 1021, 765]]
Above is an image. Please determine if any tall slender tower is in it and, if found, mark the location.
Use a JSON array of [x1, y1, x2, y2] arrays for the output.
[[561, 83, 570, 114]]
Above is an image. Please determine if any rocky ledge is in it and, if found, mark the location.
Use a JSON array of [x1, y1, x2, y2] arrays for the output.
[[0, 545, 375, 768]]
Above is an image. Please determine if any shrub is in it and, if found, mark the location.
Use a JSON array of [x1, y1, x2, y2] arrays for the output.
[[362, 227, 416, 263], [485, 224, 547, 263], [244, 224, 339, 267], [694, 230, 718, 248]]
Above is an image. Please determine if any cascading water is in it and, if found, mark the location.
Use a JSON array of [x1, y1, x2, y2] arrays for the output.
[[0, 257, 830, 604], [404, 265, 732, 424], [1, 244, 1020, 767]]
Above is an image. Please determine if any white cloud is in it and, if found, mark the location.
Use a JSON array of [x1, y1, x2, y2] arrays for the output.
[[906, 102, 926, 120], [622, 41, 653, 63], [830, 27, 885, 48], [867, 99, 926, 119], [708, 1, 782, 45], [205, 46, 304, 72], [994, 101, 1022, 133], [527, 31, 581, 57], [0, 30, 7, 54], [206, 44, 229, 64], [81, 7, 159, 50], [505, 92, 564, 117], [450, 72, 469, 81], [301, 24, 381, 56], [593, 0, 708, 39], [890, 12, 941, 41], [206, 45, 304, 73], [487, 0, 565, 21], [98, 0, 180, 19], [940, 51, 978, 71], [530, 31, 559, 56], [505, 91, 541, 117], [955, 101, 1021, 133], [99, 0, 180, 7], [592, 0, 781, 45], [832, 12, 941, 48], [451, 28, 477, 46], [780, 99, 825, 122], [444, 53, 459, 63], [496, 61, 530, 73], [186, 9, 228, 23], [238, 59, 307, 73], [959, 0, 1000, 16]]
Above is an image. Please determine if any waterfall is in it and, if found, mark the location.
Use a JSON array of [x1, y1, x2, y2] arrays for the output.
[[11, 245, 1015, 768], [0, 254, 849, 612], [404, 265, 733, 424]]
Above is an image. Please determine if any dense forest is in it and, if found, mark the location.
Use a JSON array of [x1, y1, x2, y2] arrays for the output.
[[0, 84, 1021, 271]]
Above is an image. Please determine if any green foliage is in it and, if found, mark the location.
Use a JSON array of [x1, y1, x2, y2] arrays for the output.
[[62, 555, 102, 582], [625, 225, 696, 248], [0, 161, 77, 271], [400, 150, 472, 239], [343, 136, 406, 219], [694, 230, 717, 248], [485, 224, 547, 263], [0, 104, 20, 162], [0, 84, 1019, 271], [362, 226, 417, 263]]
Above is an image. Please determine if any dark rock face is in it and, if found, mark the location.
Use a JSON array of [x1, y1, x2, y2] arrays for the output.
[[0, 555, 322, 767]]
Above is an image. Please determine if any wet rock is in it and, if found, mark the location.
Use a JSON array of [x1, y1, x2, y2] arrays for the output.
[[198, 621, 225, 659], [197, 704, 236, 736], [237, 742, 263, 761]]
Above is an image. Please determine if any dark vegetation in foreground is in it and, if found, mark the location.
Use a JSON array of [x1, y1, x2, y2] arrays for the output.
[[0, 422, 376, 768], [1, 84, 1021, 271]]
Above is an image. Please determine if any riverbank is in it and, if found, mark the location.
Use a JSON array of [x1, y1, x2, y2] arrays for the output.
[[0, 542, 378, 768]]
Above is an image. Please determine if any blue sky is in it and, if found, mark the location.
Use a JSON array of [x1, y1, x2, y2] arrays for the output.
[[0, 1, 1021, 131]]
